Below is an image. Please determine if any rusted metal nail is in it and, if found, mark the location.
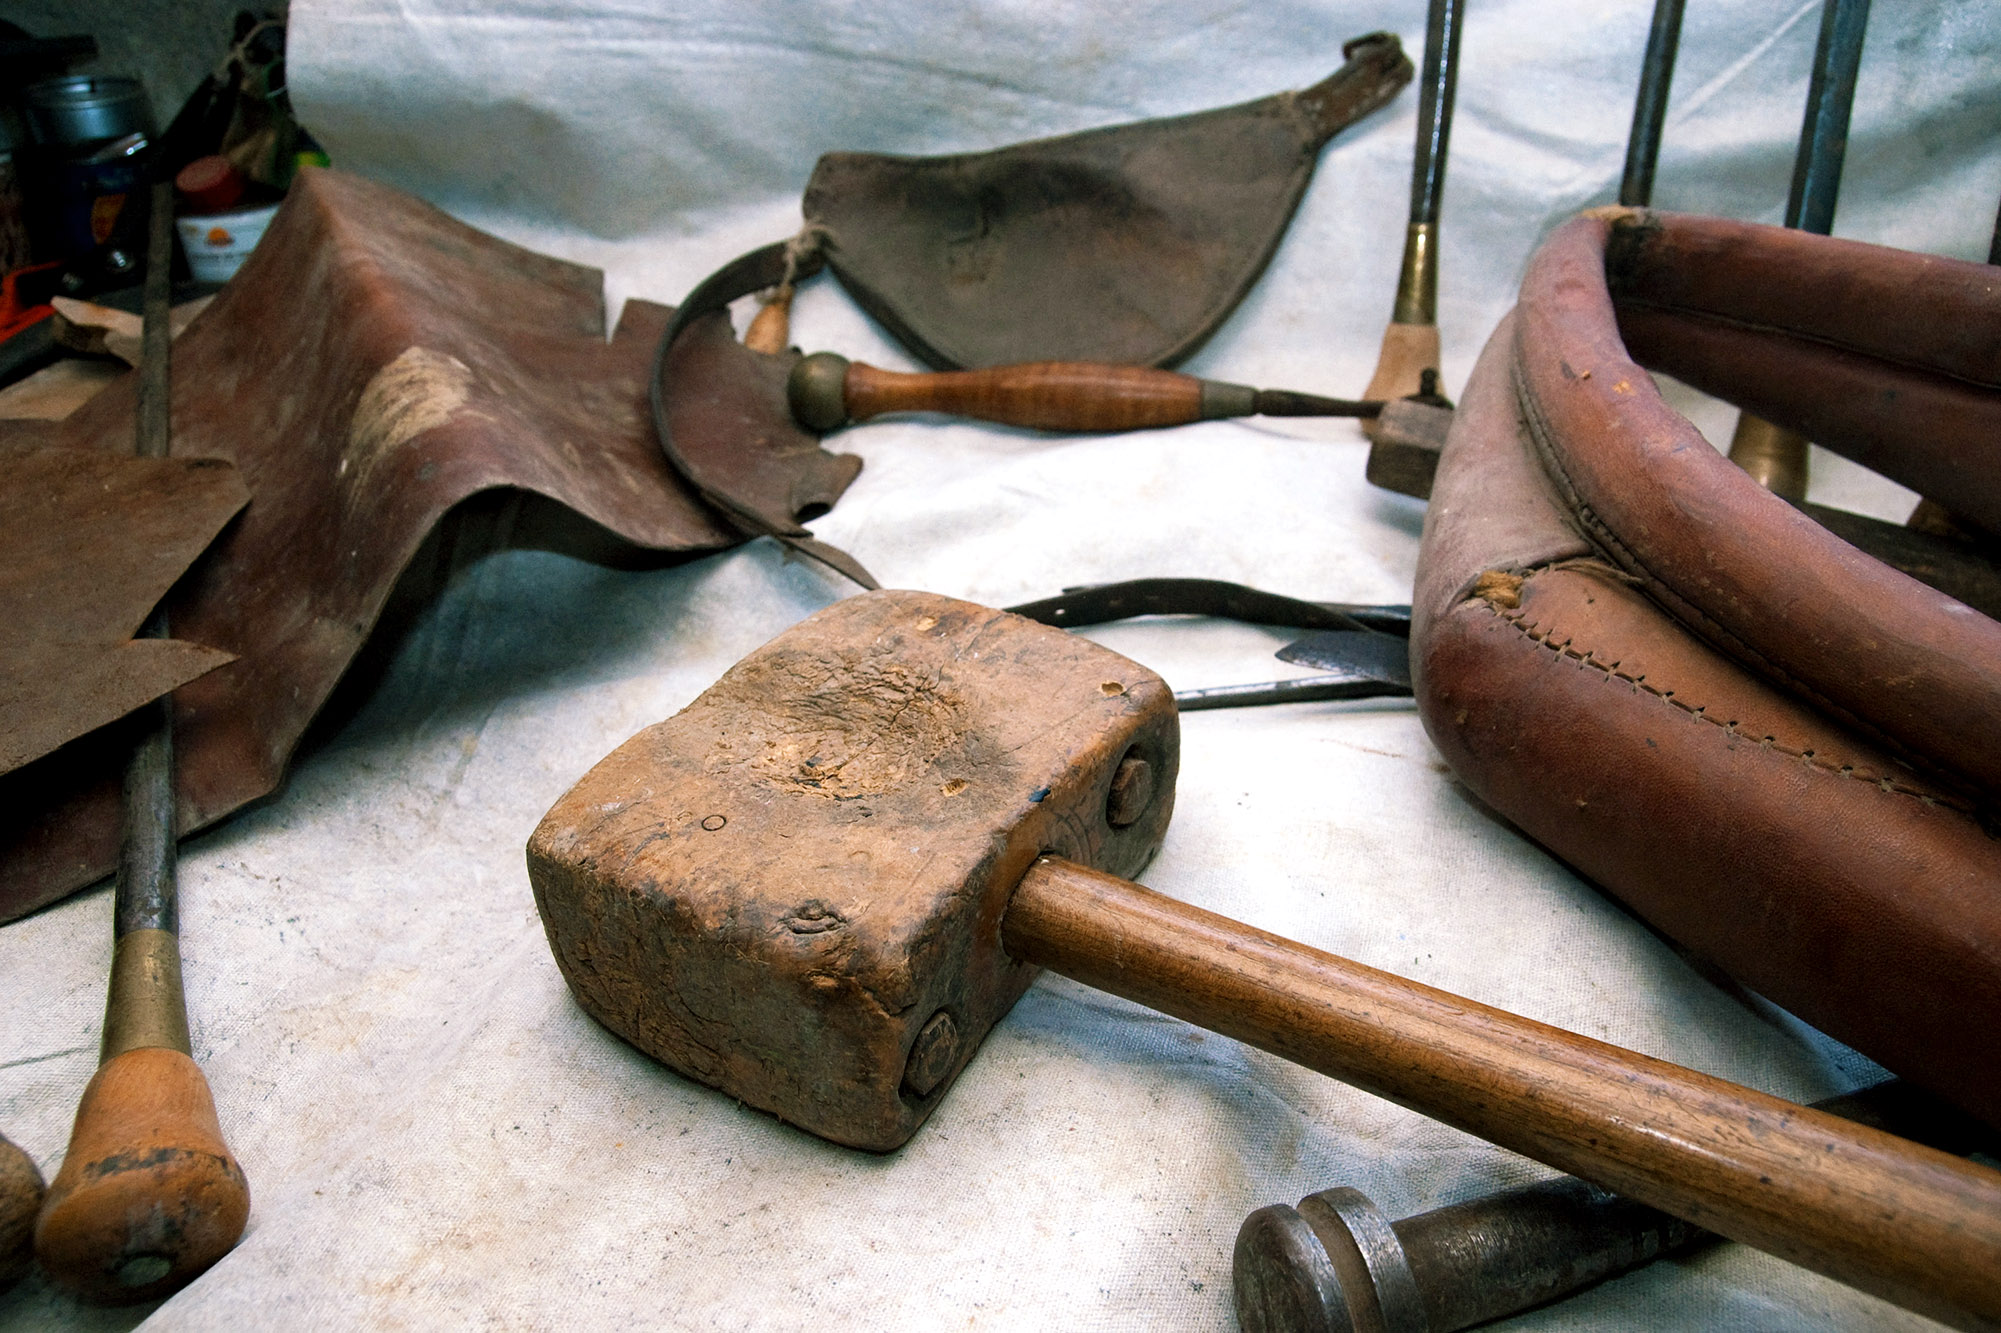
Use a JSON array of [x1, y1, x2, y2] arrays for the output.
[[1105, 752, 1153, 828], [902, 1011, 959, 1097]]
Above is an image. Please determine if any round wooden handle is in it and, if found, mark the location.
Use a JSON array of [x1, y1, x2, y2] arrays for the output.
[[844, 360, 1212, 432], [0, 1132, 44, 1290], [35, 1047, 249, 1304], [1004, 858, 2001, 1331]]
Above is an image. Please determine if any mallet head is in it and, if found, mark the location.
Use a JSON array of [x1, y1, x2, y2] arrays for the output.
[[528, 590, 1178, 1149]]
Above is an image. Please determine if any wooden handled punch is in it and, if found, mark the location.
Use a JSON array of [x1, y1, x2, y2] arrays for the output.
[[1361, 0, 1463, 429], [529, 590, 2001, 1332], [34, 184, 249, 1304], [787, 351, 1381, 434]]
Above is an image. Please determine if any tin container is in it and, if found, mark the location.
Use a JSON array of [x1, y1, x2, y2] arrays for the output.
[[22, 77, 153, 150]]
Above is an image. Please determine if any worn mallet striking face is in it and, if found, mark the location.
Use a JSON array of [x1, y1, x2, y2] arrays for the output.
[[530, 591, 2001, 1329]]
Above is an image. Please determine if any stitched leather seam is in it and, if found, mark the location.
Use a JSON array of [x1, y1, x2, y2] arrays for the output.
[[1507, 349, 1868, 738], [1480, 597, 1972, 814]]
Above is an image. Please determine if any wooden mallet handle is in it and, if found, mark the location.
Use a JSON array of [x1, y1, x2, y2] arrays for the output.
[[1005, 857, 2001, 1332]]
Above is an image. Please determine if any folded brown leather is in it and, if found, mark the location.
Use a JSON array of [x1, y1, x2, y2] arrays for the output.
[[1412, 209, 2001, 1127]]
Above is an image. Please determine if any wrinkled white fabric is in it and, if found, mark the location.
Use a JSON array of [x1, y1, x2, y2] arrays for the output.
[[3, 2, 1995, 1329]]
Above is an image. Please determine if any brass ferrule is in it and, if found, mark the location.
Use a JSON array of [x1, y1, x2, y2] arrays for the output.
[[101, 928, 191, 1061], [1198, 379, 1256, 420], [1390, 222, 1438, 326], [1726, 413, 1810, 502]]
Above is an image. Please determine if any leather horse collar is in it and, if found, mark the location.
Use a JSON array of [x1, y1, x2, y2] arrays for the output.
[[1412, 207, 2001, 1127]]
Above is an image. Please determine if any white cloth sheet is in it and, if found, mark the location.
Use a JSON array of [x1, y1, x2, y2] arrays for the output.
[[3, 1, 1997, 1328]]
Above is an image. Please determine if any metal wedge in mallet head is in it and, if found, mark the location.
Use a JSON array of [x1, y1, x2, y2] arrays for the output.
[[528, 590, 2001, 1330]]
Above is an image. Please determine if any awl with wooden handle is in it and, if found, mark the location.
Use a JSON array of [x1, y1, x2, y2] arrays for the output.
[[787, 351, 1382, 434]]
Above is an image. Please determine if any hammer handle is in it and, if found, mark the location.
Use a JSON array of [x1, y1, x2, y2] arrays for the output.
[[1004, 857, 2001, 1332]]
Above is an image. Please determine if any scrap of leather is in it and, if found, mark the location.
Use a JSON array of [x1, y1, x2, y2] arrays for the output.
[[0, 167, 749, 923], [1413, 217, 2001, 1124], [801, 33, 1412, 370], [0, 447, 246, 776], [649, 240, 872, 588]]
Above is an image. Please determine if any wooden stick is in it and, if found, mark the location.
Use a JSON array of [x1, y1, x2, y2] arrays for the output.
[[34, 182, 249, 1305], [1004, 857, 2001, 1332]]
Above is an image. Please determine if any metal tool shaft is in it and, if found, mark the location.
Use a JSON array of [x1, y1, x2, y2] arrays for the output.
[[1727, 0, 1870, 500], [35, 181, 249, 1305], [1619, 0, 1685, 207], [106, 180, 191, 1059], [1786, 0, 1871, 233]]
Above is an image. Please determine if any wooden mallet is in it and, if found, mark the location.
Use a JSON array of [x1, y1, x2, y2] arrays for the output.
[[528, 589, 2001, 1330]]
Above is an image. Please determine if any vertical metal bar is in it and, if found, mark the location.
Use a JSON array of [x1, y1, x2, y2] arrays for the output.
[[1389, 0, 1465, 327], [1727, 0, 1871, 501], [103, 179, 190, 1060], [1408, 0, 1464, 229], [1619, 0, 1686, 207], [1785, 0, 1872, 234]]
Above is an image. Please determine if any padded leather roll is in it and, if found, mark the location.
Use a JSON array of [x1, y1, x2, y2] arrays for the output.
[[1412, 211, 2001, 1126]]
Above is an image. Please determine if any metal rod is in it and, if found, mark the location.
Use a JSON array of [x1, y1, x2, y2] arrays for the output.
[[1173, 675, 1410, 712], [1408, 0, 1463, 229], [1619, 0, 1686, 207], [1786, 0, 1871, 234], [106, 180, 189, 1059], [1728, 0, 1871, 501], [35, 179, 250, 1305]]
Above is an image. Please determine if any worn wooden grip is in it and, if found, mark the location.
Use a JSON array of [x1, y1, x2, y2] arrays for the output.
[[1361, 321, 1441, 440], [844, 360, 1209, 432], [0, 1133, 43, 1289], [1004, 858, 2001, 1332], [35, 1048, 249, 1304]]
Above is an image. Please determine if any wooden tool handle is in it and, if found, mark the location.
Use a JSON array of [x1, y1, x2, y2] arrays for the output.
[[1003, 857, 2001, 1331], [841, 359, 1218, 432], [34, 1047, 250, 1303], [0, 1133, 44, 1289]]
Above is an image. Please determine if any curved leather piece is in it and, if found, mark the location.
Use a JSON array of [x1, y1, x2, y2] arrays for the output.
[[1514, 211, 2001, 796], [802, 33, 1411, 370], [1415, 262, 2001, 1125], [647, 241, 874, 590], [2, 169, 743, 922], [1604, 214, 2001, 532]]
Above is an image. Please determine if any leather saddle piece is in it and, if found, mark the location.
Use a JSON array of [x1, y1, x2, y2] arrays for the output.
[[1413, 209, 2001, 1126], [799, 33, 1412, 370], [0, 167, 827, 923]]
